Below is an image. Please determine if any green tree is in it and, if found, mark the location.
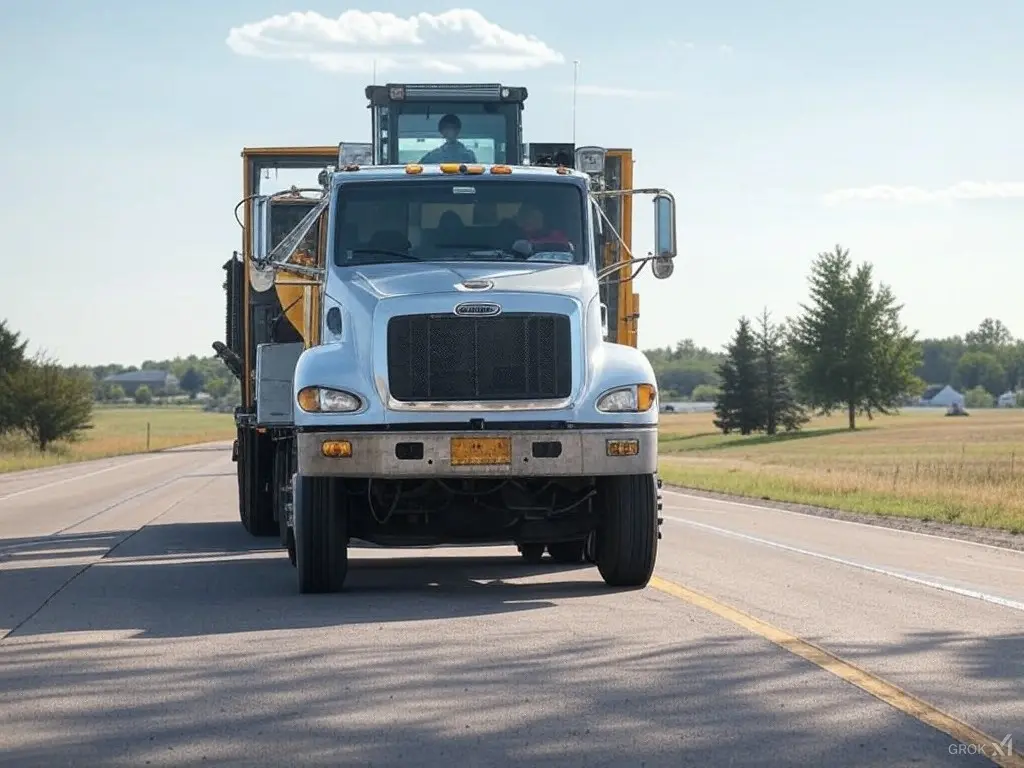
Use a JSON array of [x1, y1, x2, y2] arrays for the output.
[[788, 245, 921, 429], [179, 367, 204, 399], [690, 384, 720, 402], [0, 319, 29, 435], [965, 318, 1012, 350], [205, 377, 229, 399], [956, 350, 1005, 396], [134, 385, 153, 405], [753, 308, 807, 434], [713, 317, 763, 434], [6, 354, 94, 451], [964, 386, 994, 409], [646, 339, 725, 399]]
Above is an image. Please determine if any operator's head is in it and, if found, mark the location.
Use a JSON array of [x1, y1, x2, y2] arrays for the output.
[[438, 113, 462, 142]]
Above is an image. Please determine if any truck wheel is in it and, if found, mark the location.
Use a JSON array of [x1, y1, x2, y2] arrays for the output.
[[518, 543, 545, 564], [293, 474, 348, 593], [239, 429, 277, 537], [594, 474, 658, 588], [547, 540, 585, 563]]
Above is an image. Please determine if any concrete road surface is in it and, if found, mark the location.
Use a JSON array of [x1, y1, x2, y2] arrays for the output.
[[1, 443, 1021, 767]]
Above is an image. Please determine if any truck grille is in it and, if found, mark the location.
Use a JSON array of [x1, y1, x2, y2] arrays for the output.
[[387, 312, 572, 401]]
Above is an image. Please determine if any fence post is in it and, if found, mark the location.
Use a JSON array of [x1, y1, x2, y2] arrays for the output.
[[146, 422, 151, 452]]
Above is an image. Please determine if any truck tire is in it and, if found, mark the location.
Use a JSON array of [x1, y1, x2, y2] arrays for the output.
[[547, 540, 585, 563], [594, 473, 658, 588], [239, 429, 277, 537], [293, 474, 348, 593]]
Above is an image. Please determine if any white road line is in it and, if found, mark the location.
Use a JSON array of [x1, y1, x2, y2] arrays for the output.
[[663, 514, 1024, 613], [663, 488, 1024, 556], [0, 456, 163, 503]]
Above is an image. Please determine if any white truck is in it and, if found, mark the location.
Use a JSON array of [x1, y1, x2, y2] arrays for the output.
[[215, 83, 678, 593]]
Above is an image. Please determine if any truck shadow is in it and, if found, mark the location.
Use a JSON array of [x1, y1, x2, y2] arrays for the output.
[[2, 520, 620, 640]]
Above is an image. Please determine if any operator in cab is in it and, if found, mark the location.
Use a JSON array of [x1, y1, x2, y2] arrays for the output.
[[516, 203, 569, 246], [418, 114, 478, 164]]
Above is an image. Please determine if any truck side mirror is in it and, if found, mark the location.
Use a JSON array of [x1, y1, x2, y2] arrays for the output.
[[652, 192, 676, 279], [249, 195, 274, 292]]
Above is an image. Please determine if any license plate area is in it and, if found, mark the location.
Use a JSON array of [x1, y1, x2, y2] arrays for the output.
[[450, 436, 512, 466]]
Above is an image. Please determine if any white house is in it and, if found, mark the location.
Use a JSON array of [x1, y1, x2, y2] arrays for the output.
[[919, 384, 965, 408], [998, 390, 1017, 407]]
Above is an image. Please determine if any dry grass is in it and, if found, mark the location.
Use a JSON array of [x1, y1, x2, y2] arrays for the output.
[[0, 405, 236, 473], [657, 408, 1024, 533]]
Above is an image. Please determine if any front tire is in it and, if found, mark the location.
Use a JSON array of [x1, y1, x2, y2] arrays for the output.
[[293, 474, 348, 593], [594, 474, 658, 588]]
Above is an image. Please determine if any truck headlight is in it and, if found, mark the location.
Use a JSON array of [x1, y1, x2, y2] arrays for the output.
[[297, 386, 363, 413], [596, 384, 657, 413]]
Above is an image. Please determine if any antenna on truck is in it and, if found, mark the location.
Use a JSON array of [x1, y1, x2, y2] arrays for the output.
[[572, 59, 579, 144]]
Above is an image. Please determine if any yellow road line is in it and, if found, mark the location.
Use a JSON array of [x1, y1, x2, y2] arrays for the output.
[[649, 575, 1024, 768]]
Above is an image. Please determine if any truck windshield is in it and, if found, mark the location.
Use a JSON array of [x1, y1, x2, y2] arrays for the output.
[[394, 103, 513, 164], [332, 179, 587, 267]]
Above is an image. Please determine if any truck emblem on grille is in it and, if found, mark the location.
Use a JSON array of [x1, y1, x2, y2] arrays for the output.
[[454, 302, 501, 317]]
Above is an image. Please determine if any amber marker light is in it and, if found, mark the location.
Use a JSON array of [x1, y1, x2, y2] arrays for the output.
[[606, 439, 640, 456], [321, 440, 352, 458]]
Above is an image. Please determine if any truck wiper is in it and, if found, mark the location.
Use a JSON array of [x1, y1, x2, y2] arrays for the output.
[[348, 248, 423, 261], [461, 248, 523, 260]]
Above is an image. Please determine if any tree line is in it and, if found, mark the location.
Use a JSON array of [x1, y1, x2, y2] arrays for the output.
[[91, 356, 240, 405], [645, 250, 1023, 413]]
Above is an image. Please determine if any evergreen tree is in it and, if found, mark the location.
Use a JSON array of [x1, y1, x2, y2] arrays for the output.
[[0, 319, 29, 435], [788, 245, 921, 429], [713, 317, 763, 434], [753, 308, 807, 434]]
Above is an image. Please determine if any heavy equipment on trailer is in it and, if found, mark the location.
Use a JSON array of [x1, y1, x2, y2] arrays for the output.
[[214, 82, 678, 593]]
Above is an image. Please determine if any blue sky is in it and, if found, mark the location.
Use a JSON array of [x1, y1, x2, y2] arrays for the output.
[[1, 0, 1022, 366]]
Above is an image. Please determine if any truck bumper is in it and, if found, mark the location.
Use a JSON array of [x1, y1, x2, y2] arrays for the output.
[[296, 428, 658, 478]]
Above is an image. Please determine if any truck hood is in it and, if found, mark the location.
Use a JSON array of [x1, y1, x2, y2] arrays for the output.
[[334, 261, 591, 301]]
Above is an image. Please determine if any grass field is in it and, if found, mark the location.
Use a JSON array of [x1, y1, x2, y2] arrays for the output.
[[0, 406, 236, 473], [658, 408, 1024, 534], [3, 402, 1023, 535]]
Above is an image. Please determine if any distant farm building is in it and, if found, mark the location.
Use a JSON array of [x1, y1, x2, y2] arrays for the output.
[[918, 384, 964, 408], [998, 390, 1018, 407], [101, 370, 178, 396]]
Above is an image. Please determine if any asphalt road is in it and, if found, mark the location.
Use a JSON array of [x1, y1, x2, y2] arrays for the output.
[[1, 443, 1022, 767]]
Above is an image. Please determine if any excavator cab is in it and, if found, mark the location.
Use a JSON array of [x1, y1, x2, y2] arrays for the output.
[[365, 83, 527, 165]]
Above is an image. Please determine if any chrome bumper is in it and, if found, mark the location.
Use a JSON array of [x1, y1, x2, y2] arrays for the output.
[[296, 428, 658, 478]]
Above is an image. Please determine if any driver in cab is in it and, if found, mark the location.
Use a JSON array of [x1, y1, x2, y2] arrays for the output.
[[418, 114, 478, 164]]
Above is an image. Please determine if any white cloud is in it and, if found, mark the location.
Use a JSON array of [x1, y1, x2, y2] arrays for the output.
[[556, 84, 669, 99], [225, 9, 564, 74], [823, 181, 1024, 205]]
